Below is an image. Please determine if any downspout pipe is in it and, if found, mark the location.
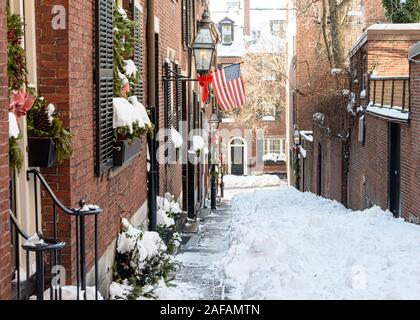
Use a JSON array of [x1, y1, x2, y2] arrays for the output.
[[146, 0, 157, 231]]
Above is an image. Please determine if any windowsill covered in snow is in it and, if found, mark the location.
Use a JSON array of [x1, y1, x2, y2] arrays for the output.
[[366, 104, 410, 122]]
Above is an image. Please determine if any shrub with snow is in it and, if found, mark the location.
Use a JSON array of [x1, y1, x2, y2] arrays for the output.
[[111, 218, 179, 300]]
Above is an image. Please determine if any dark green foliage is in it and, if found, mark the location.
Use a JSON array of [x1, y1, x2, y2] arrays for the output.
[[9, 136, 24, 173], [7, 11, 27, 92], [113, 4, 140, 97], [27, 95, 73, 161], [382, 0, 420, 23], [112, 225, 180, 300]]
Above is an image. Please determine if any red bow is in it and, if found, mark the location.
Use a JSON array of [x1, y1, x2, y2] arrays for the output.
[[198, 74, 213, 103], [9, 89, 36, 118]]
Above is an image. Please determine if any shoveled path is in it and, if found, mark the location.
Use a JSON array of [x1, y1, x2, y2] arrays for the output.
[[174, 200, 233, 300]]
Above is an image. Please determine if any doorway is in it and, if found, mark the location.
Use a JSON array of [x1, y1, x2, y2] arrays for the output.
[[230, 138, 246, 176], [317, 143, 322, 196], [389, 123, 401, 217]]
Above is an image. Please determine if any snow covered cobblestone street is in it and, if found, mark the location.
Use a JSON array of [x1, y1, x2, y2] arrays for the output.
[[171, 177, 420, 300]]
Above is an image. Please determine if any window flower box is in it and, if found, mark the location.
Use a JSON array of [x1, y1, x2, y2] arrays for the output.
[[113, 138, 143, 167], [28, 137, 57, 168]]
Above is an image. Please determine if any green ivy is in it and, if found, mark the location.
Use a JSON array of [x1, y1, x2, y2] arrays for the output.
[[382, 0, 420, 23]]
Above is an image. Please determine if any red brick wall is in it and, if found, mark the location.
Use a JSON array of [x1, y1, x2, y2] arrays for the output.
[[347, 38, 417, 212], [35, 0, 150, 281], [368, 40, 413, 76], [400, 53, 420, 221], [312, 125, 344, 203], [0, 0, 11, 300]]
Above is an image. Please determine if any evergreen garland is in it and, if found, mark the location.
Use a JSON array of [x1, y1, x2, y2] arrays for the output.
[[7, 11, 26, 172], [382, 0, 420, 23], [112, 5, 154, 141], [9, 136, 24, 173], [113, 4, 139, 98], [7, 11, 27, 92]]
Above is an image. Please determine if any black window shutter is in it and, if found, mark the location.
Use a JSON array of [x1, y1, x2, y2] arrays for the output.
[[182, 81, 188, 211], [95, 0, 114, 177], [182, 0, 188, 48], [164, 62, 172, 160], [133, 3, 144, 103], [175, 64, 182, 131]]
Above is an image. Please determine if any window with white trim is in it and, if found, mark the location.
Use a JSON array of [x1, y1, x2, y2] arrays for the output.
[[263, 138, 286, 163]]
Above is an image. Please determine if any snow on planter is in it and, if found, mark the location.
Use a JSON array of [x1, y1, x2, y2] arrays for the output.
[[113, 98, 135, 133], [128, 96, 151, 127], [263, 152, 286, 163], [171, 127, 183, 148]]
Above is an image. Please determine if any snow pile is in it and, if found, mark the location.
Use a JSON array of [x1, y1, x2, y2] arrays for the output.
[[111, 218, 180, 300], [117, 218, 167, 259], [223, 174, 282, 189], [114, 97, 152, 133], [221, 186, 420, 299], [171, 127, 183, 148], [113, 98, 136, 133], [263, 153, 286, 163], [128, 96, 151, 127]]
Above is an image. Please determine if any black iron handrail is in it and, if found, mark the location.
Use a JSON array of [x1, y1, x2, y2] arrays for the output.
[[11, 169, 102, 300]]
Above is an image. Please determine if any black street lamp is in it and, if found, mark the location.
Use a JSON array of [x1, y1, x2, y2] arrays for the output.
[[192, 9, 216, 75], [163, 8, 217, 81], [209, 112, 220, 210]]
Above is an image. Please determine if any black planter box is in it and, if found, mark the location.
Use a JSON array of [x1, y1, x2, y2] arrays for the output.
[[28, 137, 57, 168], [113, 138, 143, 166]]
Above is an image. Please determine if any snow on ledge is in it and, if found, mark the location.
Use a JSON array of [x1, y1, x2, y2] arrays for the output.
[[366, 104, 409, 121], [300, 131, 313, 142]]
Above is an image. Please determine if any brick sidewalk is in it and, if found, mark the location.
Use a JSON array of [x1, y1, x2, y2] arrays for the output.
[[174, 201, 233, 300]]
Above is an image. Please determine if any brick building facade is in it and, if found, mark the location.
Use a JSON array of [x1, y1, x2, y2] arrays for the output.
[[0, 0, 209, 299], [211, 0, 288, 177], [290, 0, 386, 190], [0, 0, 11, 300], [347, 27, 420, 217]]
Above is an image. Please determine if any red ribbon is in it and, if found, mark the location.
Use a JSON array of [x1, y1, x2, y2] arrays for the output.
[[198, 74, 213, 103]]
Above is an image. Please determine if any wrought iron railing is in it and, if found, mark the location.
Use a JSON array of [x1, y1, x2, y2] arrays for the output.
[[369, 76, 410, 112], [10, 169, 102, 300]]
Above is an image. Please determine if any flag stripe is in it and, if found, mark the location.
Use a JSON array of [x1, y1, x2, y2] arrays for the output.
[[220, 70, 235, 109], [212, 64, 246, 110], [213, 70, 229, 110]]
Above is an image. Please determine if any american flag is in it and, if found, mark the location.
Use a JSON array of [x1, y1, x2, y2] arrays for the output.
[[212, 64, 246, 111]]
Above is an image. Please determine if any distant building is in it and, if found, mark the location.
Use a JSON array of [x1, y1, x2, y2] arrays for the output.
[[210, 0, 288, 176]]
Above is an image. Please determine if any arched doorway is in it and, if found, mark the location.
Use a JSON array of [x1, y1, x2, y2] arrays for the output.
[[229, 138, 247, 176]]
